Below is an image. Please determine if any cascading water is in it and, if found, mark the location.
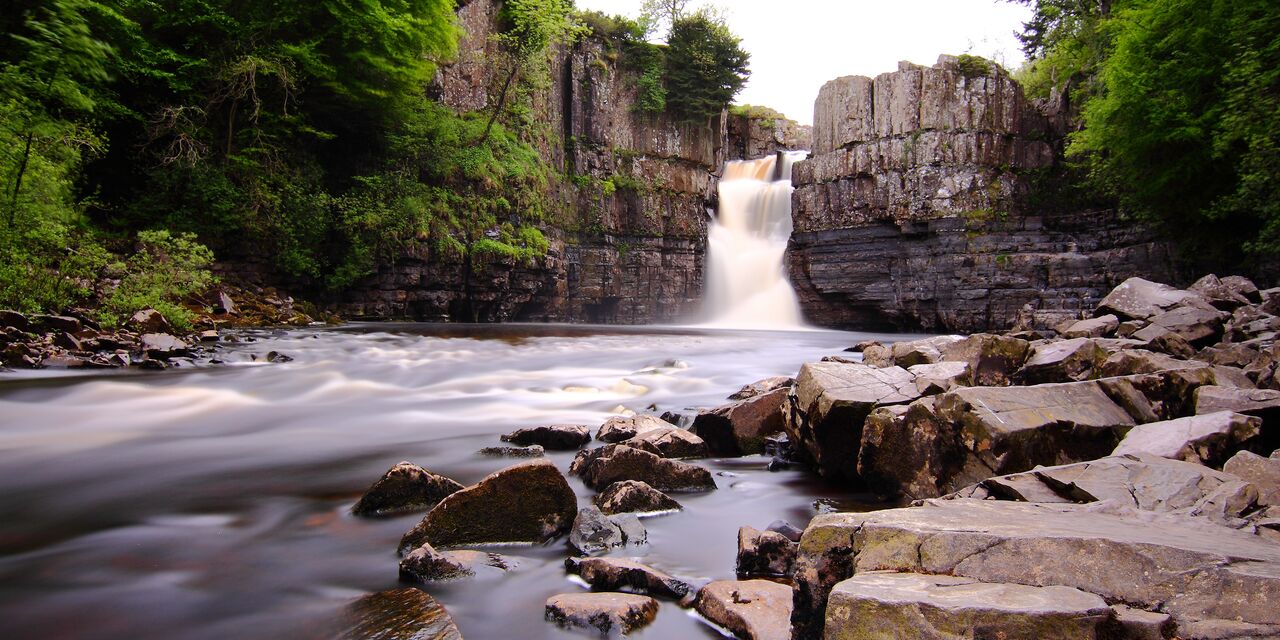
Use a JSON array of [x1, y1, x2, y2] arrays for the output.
[[702, 150, 809, 328]]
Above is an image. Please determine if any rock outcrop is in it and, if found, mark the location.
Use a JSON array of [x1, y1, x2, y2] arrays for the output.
[[788, 56, 1177, 332]]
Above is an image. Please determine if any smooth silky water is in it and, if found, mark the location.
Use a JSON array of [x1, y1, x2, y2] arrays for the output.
[[0, 153, 920, 639], [0, 324, 926, 639]]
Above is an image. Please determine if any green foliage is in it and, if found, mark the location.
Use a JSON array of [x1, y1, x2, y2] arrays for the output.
[[99, 229, 215, 330], [628, 42, 668, 114], [729, 104, 785, 128], [1067, 0, 1280, 257], [664, 11, 750, 121], [576, 10, 646, 41], [955, 54, 995, 78]]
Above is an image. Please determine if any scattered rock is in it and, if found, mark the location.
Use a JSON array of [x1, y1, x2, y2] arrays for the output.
[[784, 361, 920, 481], [623, 426, 707, 459], [1061, 314, 1120, 339], [596, 415, 670, 443], [736, 526, 796, 577], [889, 335, 965, 367], [1014, 337, 1108, 384], [477, 445, 544, 458], [1192, 274, 1255, 310], [568, 506, 646, 555], [1097, 277, 1207, 321], [570, 444, 716, 492], [1195, 385, 1280, 424], [500, 424, 591, 449], [1146, 305, 1227, 347], [398, 543, 513, 582], [32, 314, 82, 333], [905, 361, 969, 395], [939, 333, 1032, 386], [0, 309, 30, 331], [823, 572, 1113, 640], [140, 333, 189, 358], [337, 588, 462, 640], [545, 593, 658, 636], [1113, 411, 1262, 467], [128, 309, 172, 333], [399, 459, 576, 552], [351, 462, 463, 517], [565, 557, 692, 600], [593, 480, 682, 516], [766, 519, 803, 542], [793, 498, 1280, 639], [1224, 450, 1280, 506], [691, 387, 788, 456], [728, 376, 794, 401], [694, 580, 793, 640], [266, 350, 293, 363]]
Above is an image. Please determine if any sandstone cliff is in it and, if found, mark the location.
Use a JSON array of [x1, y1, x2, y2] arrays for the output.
[[787, 55, 1176, 332]]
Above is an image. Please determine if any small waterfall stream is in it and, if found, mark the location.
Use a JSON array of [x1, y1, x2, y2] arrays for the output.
[[703, 151, 809, 328]]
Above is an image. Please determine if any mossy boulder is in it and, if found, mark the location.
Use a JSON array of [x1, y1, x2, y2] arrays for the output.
[[398, 459, 576, 552]]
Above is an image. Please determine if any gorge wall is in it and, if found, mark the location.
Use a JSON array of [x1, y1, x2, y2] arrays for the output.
[[787, 56, 1177, 332]]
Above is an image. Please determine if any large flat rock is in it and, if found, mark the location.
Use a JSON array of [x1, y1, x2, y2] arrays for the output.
[[1113, 411, 1262, 466], [695, 580, 793, 640], [824, 572, 1113, 640], [793, 498, 1280, 638]]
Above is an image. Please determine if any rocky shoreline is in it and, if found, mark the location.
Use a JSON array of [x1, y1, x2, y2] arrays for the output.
[[0, 284, 324, 372], [338, 274, 1280, 640]]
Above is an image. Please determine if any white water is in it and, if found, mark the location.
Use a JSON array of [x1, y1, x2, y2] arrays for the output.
[[703, 151, 809, 329]]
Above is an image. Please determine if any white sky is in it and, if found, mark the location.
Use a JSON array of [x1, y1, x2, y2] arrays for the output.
[[574, 0, 1033, 125]]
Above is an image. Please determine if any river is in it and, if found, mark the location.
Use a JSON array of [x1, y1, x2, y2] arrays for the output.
[[0, 322, 922, 639]]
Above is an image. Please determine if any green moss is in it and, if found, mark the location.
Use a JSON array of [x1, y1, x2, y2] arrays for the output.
[[956, 54, 994, 79]]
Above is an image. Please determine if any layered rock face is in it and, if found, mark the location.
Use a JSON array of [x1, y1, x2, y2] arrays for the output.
[[788, 56, 1176, 332], [332, 0, 722, 323], [726, 110, 812, 160]]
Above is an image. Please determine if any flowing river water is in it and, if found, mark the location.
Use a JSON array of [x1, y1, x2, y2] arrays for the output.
[[0, 323, 922, 639]]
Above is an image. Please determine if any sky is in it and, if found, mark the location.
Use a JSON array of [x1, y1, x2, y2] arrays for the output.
[[573, 0, 1034, 125]]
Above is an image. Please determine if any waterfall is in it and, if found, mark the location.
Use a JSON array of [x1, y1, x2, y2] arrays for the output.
[[702, 151, 808, 329]]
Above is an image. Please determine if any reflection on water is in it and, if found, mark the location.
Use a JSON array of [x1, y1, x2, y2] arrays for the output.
[[0, 323, 917, 639]]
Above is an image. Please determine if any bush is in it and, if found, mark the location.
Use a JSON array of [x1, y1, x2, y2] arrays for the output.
[[99, 230, 216, 330]]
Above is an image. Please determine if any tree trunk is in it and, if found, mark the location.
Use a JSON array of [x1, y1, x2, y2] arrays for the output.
[[6, 132, 35, 229], [480, 66, 518, 145]]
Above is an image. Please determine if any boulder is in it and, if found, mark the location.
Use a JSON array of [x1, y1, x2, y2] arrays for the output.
[[140, 333, 189, 357], [128, 309, 172, 333], [944, 454, 1260, 525], [568, 506, 646, 555], [398, 543, 513, 582], [1014, 337, 1108, 384], [736, 526, 797, 577], [767, 520, 804, 542], [565, 557, 692, 600], [477, 445, 544, 458], [1110, 604, 1175, 640], [398, 459, 576, 552], [793, 498, 1280, 639], [545, 593, 657, 636], [728, 376, 794, 400], [1113, 411, 1262, 467], [596, 415, 670, 443], [1221, 275, 1262, 303], [1062, 314, 1120, 339], [0, 309, 30, 332], [623, 426, 707, 459], [1132, 325, 1197, 359], [694, 580, 793, 640], [1224, 450, 1280, 506], [351, 462, 463, 517], [1097, 277, 1207, 321], [691, 387, 788, 456], [823, 572, 1113, 640], [889, 335, 964, 367], [1100, 349, 1253, 388], [1146, 305, 1227, 346], [570, 444, 716, 492], [860, 343, 893, 367], [906, 361, 969, 395], [337, 588, 462, 640], [1195, 385, 1280, 421], [500, 424, 591, 449], [32, 314, 81, 333], [855, 399, 968, 499], [938, 333, 1032, 386], [593, 480, 682, 516], [1191, 274, 1253, 310], [785, 361, 920, 481]]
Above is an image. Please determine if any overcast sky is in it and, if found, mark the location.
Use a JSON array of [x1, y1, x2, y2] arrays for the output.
[[574, 0, 1033, 125]]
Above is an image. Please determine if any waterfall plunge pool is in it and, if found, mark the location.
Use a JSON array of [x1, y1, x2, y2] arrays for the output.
[[0, 322, 929, 639]]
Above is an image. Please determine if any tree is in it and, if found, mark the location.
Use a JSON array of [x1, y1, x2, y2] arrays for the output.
[[639, 0, 691, 39], [663, 10, 749, 122], [1066, 0, 1280, 258], [481, 0, 582, 143]]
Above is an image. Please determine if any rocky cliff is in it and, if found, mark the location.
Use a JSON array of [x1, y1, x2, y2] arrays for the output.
[[332, 0, 725, 323], [787, 56, 1176, 332], [725, 108, 812, 160]]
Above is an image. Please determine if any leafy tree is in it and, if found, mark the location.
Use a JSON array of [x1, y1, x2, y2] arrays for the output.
[[1009, 0, 1120, 101], [638, 0, 691, 39], [481, 0, 583, 143], [1065, 0, 1280, 258], [663, 10, 749, 121]]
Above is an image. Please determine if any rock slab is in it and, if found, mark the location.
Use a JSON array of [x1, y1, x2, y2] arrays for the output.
[[695, 579, 793, 640]]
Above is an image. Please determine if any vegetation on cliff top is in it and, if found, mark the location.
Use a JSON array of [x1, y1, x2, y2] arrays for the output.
[[1014, 0, 1280, 262]]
